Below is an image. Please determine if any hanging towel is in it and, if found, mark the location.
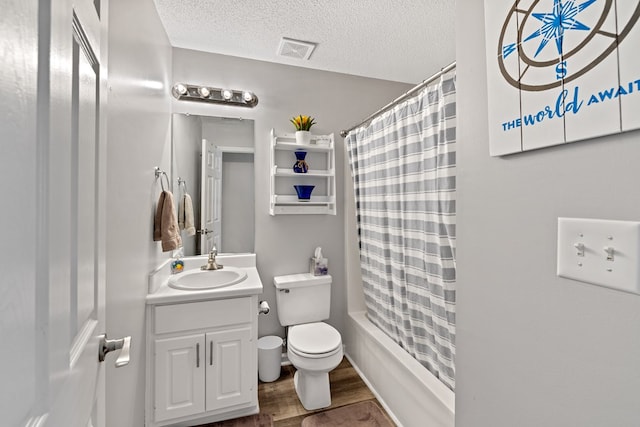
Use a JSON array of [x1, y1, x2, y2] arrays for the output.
[[153, 195, 163, 242], [178, 193, 196, 236], [153, 191, 182, 252], [178, 195, 185, 231]]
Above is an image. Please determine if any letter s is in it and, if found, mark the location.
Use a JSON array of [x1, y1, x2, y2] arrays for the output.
[[556, 61, 567, 80]]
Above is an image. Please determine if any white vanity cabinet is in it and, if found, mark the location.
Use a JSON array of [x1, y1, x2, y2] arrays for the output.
[[146, 296, 258, 426]]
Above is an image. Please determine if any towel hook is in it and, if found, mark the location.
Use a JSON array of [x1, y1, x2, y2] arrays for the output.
[[154, 167, 170, 192], [177, 177, 188, 194]]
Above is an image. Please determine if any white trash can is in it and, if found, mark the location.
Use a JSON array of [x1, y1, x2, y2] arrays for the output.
[[257, 335, 283, 382]]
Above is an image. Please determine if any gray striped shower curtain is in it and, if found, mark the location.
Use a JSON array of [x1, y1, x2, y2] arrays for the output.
[[346, 71, 456, 390]]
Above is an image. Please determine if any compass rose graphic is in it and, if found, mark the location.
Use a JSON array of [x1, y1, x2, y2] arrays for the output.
[[523, 0, 596, 58], [497, 0, 640, 91]]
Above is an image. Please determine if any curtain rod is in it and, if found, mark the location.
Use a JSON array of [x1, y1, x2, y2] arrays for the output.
[[339, 61, 456, 138]]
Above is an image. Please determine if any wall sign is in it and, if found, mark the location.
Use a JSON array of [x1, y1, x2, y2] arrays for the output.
[[484, 0, 640, 156]]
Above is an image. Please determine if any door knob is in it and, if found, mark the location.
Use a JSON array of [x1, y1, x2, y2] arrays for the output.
[[98, 334, 131, 367]]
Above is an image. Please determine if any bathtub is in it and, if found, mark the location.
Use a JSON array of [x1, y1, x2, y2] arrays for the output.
[[343, 311, 455, 427]]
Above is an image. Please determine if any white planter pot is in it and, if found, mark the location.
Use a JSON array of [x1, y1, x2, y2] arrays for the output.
[[295, 130, 312, 145]]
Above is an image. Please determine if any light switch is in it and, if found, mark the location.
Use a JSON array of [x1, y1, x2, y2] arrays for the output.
[[557, 218, 640, 295]]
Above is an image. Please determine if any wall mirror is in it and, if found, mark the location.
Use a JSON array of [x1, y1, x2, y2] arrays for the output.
[[172, 114, 255, 256]]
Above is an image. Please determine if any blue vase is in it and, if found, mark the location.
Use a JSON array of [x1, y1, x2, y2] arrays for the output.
[[293, 150, 309, 173], [294, 185, 315, 201]]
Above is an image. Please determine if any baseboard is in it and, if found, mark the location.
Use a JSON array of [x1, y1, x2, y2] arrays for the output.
[[344, 353, 404, 427], [276, 348, 400, 425], [280, 351, 291, 366]]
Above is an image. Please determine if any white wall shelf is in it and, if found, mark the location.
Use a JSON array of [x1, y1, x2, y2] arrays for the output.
[[274, 168, 333, 177], [269, 129, 336, 215]]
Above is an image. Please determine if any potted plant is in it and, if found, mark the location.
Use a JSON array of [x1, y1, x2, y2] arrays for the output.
[[290, 115, 316, 144]]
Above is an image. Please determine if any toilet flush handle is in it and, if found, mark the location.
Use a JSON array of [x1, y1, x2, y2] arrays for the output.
[[279, 288, 290, 293], [258, 300, 270, 315]]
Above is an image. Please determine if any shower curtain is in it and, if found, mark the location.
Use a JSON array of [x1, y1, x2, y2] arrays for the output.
[[346, 71, 456, 390]]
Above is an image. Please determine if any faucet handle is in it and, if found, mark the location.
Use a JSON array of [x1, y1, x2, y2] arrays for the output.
[[209, 245, 217, 258]]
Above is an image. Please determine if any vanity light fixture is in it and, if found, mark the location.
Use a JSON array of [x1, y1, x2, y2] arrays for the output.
[[172, 83, 259, 108]]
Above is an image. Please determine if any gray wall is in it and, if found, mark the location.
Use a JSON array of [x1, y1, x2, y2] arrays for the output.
[[221, 152, 255, 253], [455, 2, 640, 426], [201, 116, 254, 149], [105, 0, 172, 426], [172, 113, 202, 255], [172, 48, 413, 338], [171, 114, 202, 255]]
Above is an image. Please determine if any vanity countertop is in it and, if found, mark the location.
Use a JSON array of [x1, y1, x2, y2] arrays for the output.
[[146, 253, 263, 305]]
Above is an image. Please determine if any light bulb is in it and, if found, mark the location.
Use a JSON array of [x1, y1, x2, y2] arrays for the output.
[[242, 91, 254, 102], [198, 86, 210, 98], [222, 89, 233, 100], [174, 83, 187, 95]]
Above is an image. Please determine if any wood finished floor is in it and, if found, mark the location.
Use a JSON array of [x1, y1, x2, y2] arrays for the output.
[[258, 357, 394, 426]]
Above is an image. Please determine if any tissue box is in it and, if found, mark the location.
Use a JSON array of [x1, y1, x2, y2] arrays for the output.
[[309, 257, 328, 276]]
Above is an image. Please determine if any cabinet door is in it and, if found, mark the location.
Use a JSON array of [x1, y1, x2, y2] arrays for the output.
[[155, 334, 206, 422], [206, 327, 254, 411]]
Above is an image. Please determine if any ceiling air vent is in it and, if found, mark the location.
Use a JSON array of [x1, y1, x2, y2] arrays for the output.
[[277, 37, 317, 60]]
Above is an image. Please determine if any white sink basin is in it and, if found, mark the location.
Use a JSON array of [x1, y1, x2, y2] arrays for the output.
[[167, 266, 248, 291]]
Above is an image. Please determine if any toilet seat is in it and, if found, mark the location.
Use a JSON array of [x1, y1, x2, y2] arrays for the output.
[[288, 322, 341, 358]]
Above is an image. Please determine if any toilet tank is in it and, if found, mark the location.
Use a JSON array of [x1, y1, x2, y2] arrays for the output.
[[273, 273, 332, 326]]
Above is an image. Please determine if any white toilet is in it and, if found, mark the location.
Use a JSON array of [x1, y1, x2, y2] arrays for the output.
[[274, 273, 343, 410]]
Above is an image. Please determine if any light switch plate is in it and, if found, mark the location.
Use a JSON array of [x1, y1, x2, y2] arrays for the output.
[[557, 218, 640, 295]]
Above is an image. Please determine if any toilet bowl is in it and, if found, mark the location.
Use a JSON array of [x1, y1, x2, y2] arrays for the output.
[[273, 273, 343, 410], [287, 322, 343, 410]]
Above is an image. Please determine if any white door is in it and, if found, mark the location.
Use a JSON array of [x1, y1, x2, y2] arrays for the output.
[[154, 335, 205, 422], [205, 328, 253, 411], [200, 140, 222, 254], [0, 1, 115, 426]]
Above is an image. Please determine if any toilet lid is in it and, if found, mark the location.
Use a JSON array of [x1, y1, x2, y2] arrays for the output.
[[288, 323, 341, 355]]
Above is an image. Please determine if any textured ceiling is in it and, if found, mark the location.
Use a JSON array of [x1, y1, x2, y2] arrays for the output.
[[152, 0, 455, 84]]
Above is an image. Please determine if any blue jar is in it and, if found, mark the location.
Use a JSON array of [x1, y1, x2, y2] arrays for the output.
[[293, 150, 309, 173], [294, 185, 315, 200]]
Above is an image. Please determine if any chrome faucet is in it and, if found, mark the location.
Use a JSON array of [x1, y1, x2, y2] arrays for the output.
[[201, 246, 224, 270]]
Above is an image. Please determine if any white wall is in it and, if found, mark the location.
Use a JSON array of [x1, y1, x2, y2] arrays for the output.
[[0, 2, 38, 425], [171, 48, 413, 338], [455, 2, 640, 426], [105, 0, 172, 425]]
